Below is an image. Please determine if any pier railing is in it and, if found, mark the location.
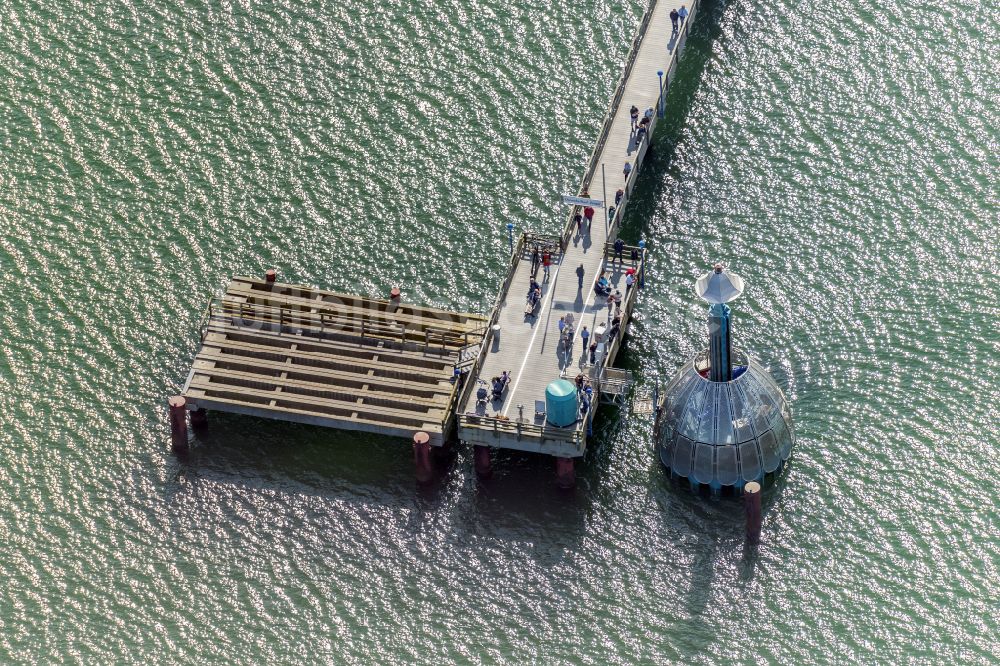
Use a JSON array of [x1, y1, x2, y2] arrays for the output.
[[200, 297, 479, 354], [457, 414, 585, 449]]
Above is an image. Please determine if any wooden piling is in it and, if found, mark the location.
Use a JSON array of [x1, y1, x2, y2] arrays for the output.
[[190, 408, 208, 429], [168, 395, 188, 450], [474, 445, 492, 479], [555, 456, 575, 489], [413, 431, 432, 484], [744, 481, 762, 544]]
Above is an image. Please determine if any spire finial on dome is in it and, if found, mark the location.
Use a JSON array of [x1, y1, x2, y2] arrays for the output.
[[694, 263, 744, 304]]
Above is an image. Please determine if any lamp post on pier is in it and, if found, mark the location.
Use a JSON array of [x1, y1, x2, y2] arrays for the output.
[[657, 71, 664, 118], [602, 163, 608, 228]]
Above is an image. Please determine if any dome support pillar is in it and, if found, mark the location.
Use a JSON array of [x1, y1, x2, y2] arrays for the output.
[[708, 303, 732, 382]]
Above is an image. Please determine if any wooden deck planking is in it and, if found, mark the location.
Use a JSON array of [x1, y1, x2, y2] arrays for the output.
[[182, 279, 483, 445]]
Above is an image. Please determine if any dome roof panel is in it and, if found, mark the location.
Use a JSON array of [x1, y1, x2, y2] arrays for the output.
[[738, 440, 762, 483], [673, 436, 693, 476], [759, 428, 781, 473], [716, 445, 739, 486], [693, 443, 714, 484]]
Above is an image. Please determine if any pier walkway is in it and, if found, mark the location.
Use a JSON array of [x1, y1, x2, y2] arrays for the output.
[[456, 0, 702, 468]]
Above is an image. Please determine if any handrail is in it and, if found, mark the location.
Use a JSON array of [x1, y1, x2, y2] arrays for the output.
[[523, 232, 562, 251], [208, 298, 477, 352], [560, 0, 704, 246], [457, 414, 584, 446], [197, 298, 214, 342]]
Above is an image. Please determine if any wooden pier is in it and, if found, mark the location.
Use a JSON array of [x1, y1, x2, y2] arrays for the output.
[[176, 276, 485, 447], [171, 0, 704, 486]]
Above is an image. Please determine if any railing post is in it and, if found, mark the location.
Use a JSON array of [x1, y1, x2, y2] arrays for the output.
[[639, 240, 647, 289]]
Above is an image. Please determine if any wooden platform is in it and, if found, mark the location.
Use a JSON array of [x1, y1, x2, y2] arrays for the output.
[[181, 277, 486, 446]]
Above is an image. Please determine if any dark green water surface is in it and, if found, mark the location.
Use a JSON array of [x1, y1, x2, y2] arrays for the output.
[[0, 0, 997, 662]]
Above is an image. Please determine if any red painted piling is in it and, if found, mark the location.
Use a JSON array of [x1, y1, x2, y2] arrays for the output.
[[168, 396, 188, 450], [413, 431, 433, 484], [474, 445, 492, 479], [744, 481, 762, 544], [190, 407, 208, 429], [555, 456, 576, 489]]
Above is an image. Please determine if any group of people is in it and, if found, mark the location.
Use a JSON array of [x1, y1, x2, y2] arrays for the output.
[[574, 373, 595, 416], [491, 371, 510, 401], [530, 245, 553, 281], [629, 106, 655, 145], [670, 4, 689, 33], [526, 277, 542, 312], [571, 191, 596, 236]]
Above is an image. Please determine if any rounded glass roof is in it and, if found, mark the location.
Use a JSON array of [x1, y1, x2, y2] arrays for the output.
[[658, 349, 794, 486]]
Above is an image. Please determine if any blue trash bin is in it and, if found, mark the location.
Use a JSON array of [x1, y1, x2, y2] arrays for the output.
[[545, 379, 579, 427]]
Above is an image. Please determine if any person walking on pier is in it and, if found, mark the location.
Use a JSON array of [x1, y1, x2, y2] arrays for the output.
[[678, 4, 688, 25], [558, 316, 566, 336], [542, 250, 552, 280], [626, 272, 635, 293], [576, 263, 585, 289], [630, 105, 639, 130], [580, 326, 590, 355], [670, 7, 679, 32], [584, 205, 595, 229], [574, 212, 583, 234], [613, 237, 625, 264], [623, 162, 632, 181], [531, 245, 540, 277], [615, 188, 624, 207]]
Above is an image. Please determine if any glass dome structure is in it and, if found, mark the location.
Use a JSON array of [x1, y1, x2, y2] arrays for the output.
[[656, 349, 794, 492]]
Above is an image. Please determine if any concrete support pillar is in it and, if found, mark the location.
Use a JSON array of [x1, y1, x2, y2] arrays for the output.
[[744, 481, 762, 544], [168, 396, 188, 450], [265, 269, 277, 283], [473, 445, 492, 479], [190, 408, 208, 429], [413, 432, 433, 484], [555, 456, 575, 489]]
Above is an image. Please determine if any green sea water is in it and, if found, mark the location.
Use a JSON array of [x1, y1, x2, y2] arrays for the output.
[[0, 0, 997, 662]]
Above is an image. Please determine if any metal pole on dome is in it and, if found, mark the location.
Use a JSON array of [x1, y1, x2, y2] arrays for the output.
[[694, 263, 745, 382]]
